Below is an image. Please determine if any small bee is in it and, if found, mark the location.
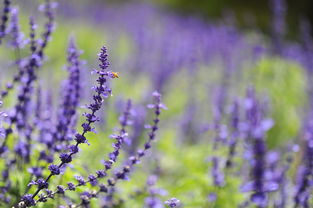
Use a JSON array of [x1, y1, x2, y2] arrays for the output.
[[111, 72, 119, 78]]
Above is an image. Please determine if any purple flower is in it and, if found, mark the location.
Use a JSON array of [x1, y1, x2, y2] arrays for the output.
[[0, 0, 10, 44], [48, 164, 60, 175], [37, 0, 57, 58], [119, 99, 132, 134], [226, 99, 240, 169], [56, 185, 65, 194], [67, 182, 76, 191], [98, 46, 110, 70], [165, 198, 180, 208], [241, 88, 277, 207], [8, 7, 24, 49], [52, 38, 82, 152], [294, 120, 313, 207], [29, 16, 37, 54], [14, 141, 29, 158], [80, 191, 94, 205], [99, 184, 108, 193], [125, 105, 146, 154], [0, 102, 7, 138], [103, 160, 113, 170], [146, 196, 164, 208], [3, 28, 42, 152], [75, 133, 86, 144], [208, 193, 217, 202], [33, 179, 49, 189], [98, 91, 165, 197], [27, 167, 42, 178], [75, 175, 86, 186], [59, 153, 72, 163], [88, 174, 98, 186], [21, 194, 35, 207], [68, 144, 79, 154], [211, 156, 225, 187]]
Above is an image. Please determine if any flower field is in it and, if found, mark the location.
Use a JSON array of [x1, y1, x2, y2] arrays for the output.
[[0, 0, 313, 207]]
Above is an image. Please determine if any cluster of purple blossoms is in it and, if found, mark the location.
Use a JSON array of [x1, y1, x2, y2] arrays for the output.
[[77, 0, 313, 207], [0, 101, 7, 138], [293, 119, 313, 207], [7, 7, 24, 49], [144, 175, 167, 208], [26, 91, 166, 207], [165, 198, 180, 208], [231, 89, 276, 207], [1, 8, 26, 99], [20, 45, 119, 206], [0, 0, 10, 44], [51, 37, 82, 153], [3, 0, 313, 207], [0, 0, 57, 159], [0, 0, 172, 207], [13, 46, 165, 208]]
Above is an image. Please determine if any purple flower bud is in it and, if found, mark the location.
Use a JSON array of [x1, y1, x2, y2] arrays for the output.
[[80, 191, 92, 205], [0, 0, 10, 43], [36, 179, 49, 189], [75, 175, 86, 186], [99, 184, 108, 192], [103, 160, 114, 170], [88, 174, 97, 186], [208, 193, 217, 202], [82, 123, 91, 132], [165, 198, 180, 208], [211, 157, 225, 187], [67, 182, 76, 191], [48, 164, 60, 175], [68, 145, 79, 153], [96, 170, 107, 178], [21, 194, 35, 207], [59, 153, 72, 163], [75, 133, 86, 144], [98, 47, 110, 70], [56, 185, 65, 194]]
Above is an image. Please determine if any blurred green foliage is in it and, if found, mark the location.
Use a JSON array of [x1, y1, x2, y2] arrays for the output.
[[253, 57, 307, 148]]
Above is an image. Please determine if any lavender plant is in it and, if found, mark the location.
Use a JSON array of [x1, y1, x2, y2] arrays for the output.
[[0, 1, 168, 207], [2, 0, 313, 207]]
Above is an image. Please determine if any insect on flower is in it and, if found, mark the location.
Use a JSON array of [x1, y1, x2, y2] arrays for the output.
[[111, 72, 119, 78]]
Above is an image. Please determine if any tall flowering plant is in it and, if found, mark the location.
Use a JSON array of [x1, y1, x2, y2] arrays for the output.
[[0, 1, 168, 207]]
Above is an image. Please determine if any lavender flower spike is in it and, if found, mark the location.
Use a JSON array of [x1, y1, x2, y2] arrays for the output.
[[0, 101, 7, 138], [37, 0, 57, 58], [225, 99, 240, 169], [294, 120, 313, 208], [241, 88, 277, 208], [72, 92, 166, 206], [211, 156, 225, 187], [0, 15, 32, 99], [98, 92, 166, 199], [250, 137, 267, 207], [19, 46, 117, 205], [0, 0, 10, 44], [34, 100, 132, 205], [8, 7, 24, 49], [52, 37, 82, 151]]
